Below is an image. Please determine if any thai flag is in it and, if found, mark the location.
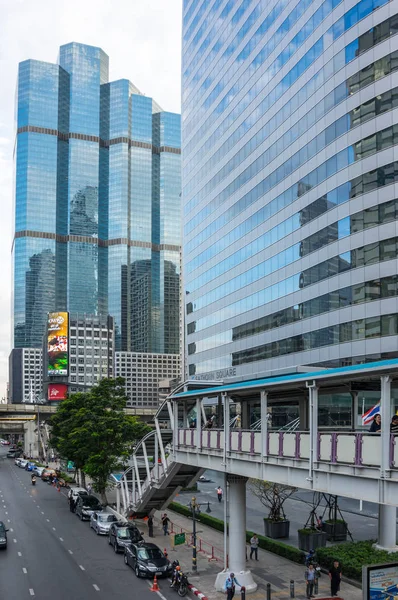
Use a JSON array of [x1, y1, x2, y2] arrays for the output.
[[362, 403, 381, 426]]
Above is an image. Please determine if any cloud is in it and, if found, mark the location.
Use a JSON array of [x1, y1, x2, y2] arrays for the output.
[[0, 0, 182, 399]]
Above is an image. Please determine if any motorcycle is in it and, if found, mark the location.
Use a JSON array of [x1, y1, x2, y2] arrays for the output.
[[31, 476, 37, 486], [173, 573, 188, 597]]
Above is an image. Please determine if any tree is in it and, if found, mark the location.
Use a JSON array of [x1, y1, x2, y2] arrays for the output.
[[248, 479, 297, 521], [51, 378, 150, 503]]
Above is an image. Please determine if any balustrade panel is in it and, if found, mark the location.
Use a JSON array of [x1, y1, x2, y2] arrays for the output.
[[269, 432, 279, 456], [319, 434, 332, 461], [336, 434, 356, 465], [362, 434, 382, 466], [283, 433, 296, 458]]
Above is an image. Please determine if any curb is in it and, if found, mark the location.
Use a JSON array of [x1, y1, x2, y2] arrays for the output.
[[188, 584, 208, 600]]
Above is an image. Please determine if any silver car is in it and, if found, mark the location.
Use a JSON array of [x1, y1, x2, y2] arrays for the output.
[[90, 512, 117, 535]]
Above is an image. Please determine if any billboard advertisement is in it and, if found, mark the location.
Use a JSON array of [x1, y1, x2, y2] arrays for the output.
[[48, 383, 68, 401], [363, 562, 398, 599], [47, 312, 69, 376]]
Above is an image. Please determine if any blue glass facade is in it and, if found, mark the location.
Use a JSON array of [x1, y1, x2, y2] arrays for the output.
[[183, 0, 398, 380], [12, 43, 181, 354]]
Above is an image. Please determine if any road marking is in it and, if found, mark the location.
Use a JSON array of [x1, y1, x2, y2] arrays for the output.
[[93, 584, 100, 591], [41, 512, 44, 515], [22, 567, 27, 574], [13, 539, 17, 543], [17, 551, 22, 557], [5, 512, 7, 515], [68, 549, 73, 554], [46, 519, 50, 522], [29, 589, 35, 596], [79, 565, 85, 571], [59, 537, 64, 542], [10, 528, 13, 532], [52, 527, 56, 531], [7, 519, 10, 523]]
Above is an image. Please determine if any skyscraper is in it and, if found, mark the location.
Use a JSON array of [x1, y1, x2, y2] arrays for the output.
[[183, 0, 398, 382], [12, 42, 181, 361]]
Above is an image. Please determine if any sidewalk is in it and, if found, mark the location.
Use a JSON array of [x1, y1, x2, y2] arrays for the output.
[[132, 510, 361, 600]]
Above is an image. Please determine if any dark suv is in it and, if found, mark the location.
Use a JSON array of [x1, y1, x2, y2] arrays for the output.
[[108, 521, 143, 553], [124, 542, 172, 578], [75, 495, 102, 520]]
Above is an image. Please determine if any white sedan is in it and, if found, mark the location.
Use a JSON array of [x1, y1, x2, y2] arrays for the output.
[[90, 512, 117, 535], [68, 487, 89, 501], [18, 459, 28, 469]]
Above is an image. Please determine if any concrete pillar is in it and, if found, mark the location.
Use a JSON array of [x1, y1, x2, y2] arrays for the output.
[[307, 382, 318, 480], [261, 391, 268, 458], [215, 475, 257, 592], [375, 504, 398, 551], [196, 397, 202, 450]]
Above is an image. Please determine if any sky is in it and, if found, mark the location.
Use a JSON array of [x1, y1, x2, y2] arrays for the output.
[[0, 0, 183, 399]]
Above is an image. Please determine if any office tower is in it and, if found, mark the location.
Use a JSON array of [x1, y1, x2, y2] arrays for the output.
[[12, 43, 181, 389], [9, 348, 42, 404], [183, 0, 398, 382]]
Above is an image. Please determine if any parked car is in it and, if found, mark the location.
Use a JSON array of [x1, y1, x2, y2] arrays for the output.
[[18, 459, 28, 469], [7, 450, 17, 458], [90, 512, 117, 535], [1, 440, 10, 446], [25, 462, 35, 471], [67, 487, 88, 501], [108, 522, 144, 553], [124, 542, 172, 578], [41, 468, 57, 482], [75, 495, 102, 521], [14, 457, 22, 467], [32, 466, 45, 477], [0, 521, 9, 549]]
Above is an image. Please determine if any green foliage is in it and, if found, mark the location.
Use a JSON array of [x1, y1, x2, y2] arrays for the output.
[[50, 378, 150, 502], [168, 502, 304, 564], [316, 541, 398, 581]]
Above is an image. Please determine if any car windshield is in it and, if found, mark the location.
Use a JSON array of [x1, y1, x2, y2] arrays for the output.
[[117, 528, 130, 539], [83, 497, 100, 508], [137, 548, 163, 560], [0, 524, 5, 534], [98, 515, 115, 523]]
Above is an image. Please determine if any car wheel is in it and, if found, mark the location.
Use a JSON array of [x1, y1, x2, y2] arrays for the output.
[[96, 527, 99, 535], [114, 542, 119, 554], [135, 565, 140, 578], [108, 535, 112, 545], [79, 513, 83, 520], [124, 553, 128, 565]]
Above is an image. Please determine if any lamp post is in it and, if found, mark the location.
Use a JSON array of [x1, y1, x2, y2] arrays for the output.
[[189, 496, 201, 573]]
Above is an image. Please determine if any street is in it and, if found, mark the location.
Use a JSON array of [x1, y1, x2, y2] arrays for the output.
[[0, 448, 174, 600], [187, 471, 398, 546]]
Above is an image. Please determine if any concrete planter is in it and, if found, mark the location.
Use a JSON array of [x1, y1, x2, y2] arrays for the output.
[[298, 529, 327, 552], [263, 519, 290, 539], [323, 520, 347, 541]]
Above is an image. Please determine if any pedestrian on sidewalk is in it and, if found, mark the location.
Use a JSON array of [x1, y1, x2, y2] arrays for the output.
[[305, 563, 316, 598], [249, 533, 259, 560], [148, 515, 154, 537], [329, 560, 342, 597], [224, 573, 241, 600], [87, 483, 92, 495], [162, 513, 170, 535], [216, 486, 223, 502]]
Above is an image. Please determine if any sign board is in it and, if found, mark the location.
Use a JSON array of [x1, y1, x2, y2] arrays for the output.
[[363, 562, 398, 599], [47, 312, 69, 376], [48, 383, 68, 401], [67, 461, 74, 471], [174, 533, 186, 546]]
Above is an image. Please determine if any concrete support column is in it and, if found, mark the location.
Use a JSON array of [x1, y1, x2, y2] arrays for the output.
[[116, 486, 121, 515], [375, 504, 398, 551], [215, 475, 257, 593], [261, 391, 268, 458], [241, 402, 250, 429], [223, 393, 230, 464], [380, 375, 392, 478]]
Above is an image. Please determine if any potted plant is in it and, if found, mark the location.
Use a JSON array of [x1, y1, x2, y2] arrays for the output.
[[249, 479, 296, 539], [323, 518, 347, 541], [297, 526, 328, 551]]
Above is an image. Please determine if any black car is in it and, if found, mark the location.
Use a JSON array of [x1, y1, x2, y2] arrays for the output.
[[75, 494, 102, 520], [124, 542, 172, 578], [0, 521, 9, 548], [108, 521, 144, 553]]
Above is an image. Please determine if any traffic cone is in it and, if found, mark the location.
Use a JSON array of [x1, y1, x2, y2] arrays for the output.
[[57, 486, 60, 492], [150, 575, 160, 591]]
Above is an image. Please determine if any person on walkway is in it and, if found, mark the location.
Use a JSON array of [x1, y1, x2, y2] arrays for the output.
[[162, 513, 170, 535], [305, 563, 316, 599], [329, 560, 342, 597], [148, 515, 154, 537], [224, 573, 241, 600], [390, 415, 398, 434], [87, 483, 92, 495], [205, 417, 213, 429], [249, 534, 259, 560], [216, 486, 223, 502], [369, 414, 381, 432]]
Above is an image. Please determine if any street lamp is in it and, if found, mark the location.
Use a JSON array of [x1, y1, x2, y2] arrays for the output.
[[189, 496, 201, 573]]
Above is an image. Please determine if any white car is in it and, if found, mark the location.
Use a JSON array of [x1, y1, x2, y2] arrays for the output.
[[32, 466, 45, 477], [14, 457, 22, 466], [90, 511, 117, 535], [68, 487, 89, 501], [18, 459, 28, 469]]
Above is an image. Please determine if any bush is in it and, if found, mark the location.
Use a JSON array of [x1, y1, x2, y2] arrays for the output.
[[169, 502, 304, 564], [316, 541, 398, 581]]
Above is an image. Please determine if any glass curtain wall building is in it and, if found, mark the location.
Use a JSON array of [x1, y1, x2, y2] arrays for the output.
[[12, 42, 181, 357], [183, 0, 398, 382]]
